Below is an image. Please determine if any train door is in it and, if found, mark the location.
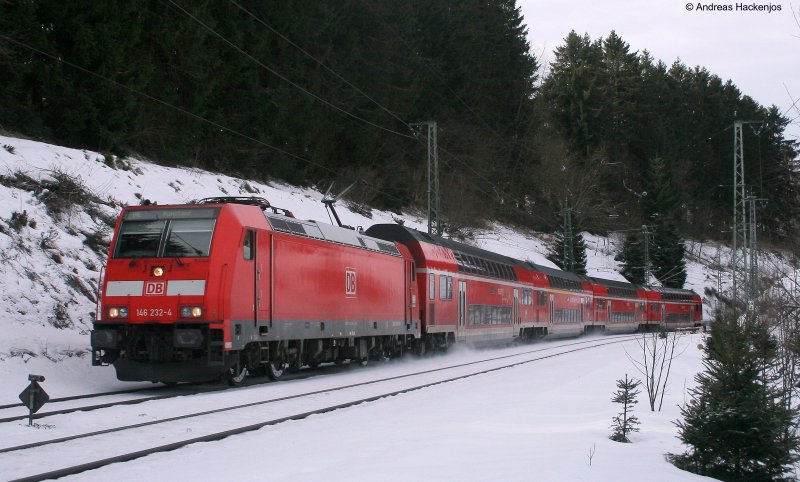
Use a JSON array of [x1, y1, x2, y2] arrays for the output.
[[233, 229, 257, 347], [513, 288, 519, 336], [580, 297, 586, 323], [257, 231, 271, 327], [405, 261, 414, 323], [549, 294, 555, 324], [457, 280, 467, 342]]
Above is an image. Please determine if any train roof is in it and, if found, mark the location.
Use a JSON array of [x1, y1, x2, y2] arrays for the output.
[[368, 224, 587, 290], [587, 276, 642, 299], [189, 197, 403, 257], [536, 264, 588, 292], [267, 214, 402, 256], [649, 285, 699, 301], [587, 276, 640, 290], [365, 224, 531, 268]]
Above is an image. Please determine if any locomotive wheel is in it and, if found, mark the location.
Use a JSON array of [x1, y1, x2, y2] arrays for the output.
[[227, 363, 248, 387], [267, 361, 285, 380]]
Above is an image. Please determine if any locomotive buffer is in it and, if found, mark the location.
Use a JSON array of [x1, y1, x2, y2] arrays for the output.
[[19, 374, 49, 426]]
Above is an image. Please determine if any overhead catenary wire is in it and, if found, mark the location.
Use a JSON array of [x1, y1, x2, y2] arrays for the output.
[[0, 34, 328, 173], [168, 0, 514, 224], [227, 0, 413, 132], [228, 0, 512, 215], [0, 33, 416, 210], [166, 0, 415, 140]]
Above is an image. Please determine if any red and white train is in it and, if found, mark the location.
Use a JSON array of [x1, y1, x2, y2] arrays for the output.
[[91, 197, 702, 384]]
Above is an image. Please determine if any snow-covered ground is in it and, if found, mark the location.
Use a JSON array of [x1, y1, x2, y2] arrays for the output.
[[0, 134, 780, 480], [1, 335, 718, 481]]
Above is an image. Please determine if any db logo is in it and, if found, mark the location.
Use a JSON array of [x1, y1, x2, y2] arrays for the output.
[[144, 281, 167, 296], [345, 269, 357, 297]]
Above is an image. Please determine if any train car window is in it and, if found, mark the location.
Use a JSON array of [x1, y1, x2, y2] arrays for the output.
[[411, 263, 415, 281], [242, 230, 254, 260], [537, 291, 548, 306], [597, 299, 606, 310], [429, 273, 435, 300], [447, 276, 453, 300], [440, 275, 447, 300], [522, 288, 533, 305], [163, 219, 216, 258]]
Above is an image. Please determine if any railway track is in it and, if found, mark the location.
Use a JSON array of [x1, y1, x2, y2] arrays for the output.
[[0, 363, 360, 424], [1, 334, 641, 482]]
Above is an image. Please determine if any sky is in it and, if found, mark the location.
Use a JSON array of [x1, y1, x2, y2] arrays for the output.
[[519, 0, 800, 143]]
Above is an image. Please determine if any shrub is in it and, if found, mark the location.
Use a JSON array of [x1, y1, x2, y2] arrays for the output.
[[9, 210, 28, 231]]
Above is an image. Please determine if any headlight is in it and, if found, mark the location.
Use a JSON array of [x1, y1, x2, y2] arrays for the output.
[[152, 266, 164, 277], [107, 307, 128, 318], [180, 306, 203, 318]]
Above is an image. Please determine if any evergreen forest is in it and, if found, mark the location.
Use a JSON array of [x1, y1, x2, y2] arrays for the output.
[[1, 0, 797, 246]]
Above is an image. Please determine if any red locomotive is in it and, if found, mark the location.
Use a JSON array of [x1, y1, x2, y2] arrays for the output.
[[91, 197, 702, 384]]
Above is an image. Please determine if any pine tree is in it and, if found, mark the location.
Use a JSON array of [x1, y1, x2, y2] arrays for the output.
[[616, 231, 646, 284], [671, 313, 799, 480], [651, 221, 686, 288], [541, 31, 604, 158], [547, 207, 588, 275], [642, 157, 687, 288], [610, 374, 641, 443]]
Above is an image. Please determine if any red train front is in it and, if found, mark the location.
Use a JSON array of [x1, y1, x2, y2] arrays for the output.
[[91, 197, 421, 384]]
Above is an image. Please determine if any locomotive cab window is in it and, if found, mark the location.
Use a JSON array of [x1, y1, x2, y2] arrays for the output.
[[165, 219, 216, 257], [114, 207, 218, 259]]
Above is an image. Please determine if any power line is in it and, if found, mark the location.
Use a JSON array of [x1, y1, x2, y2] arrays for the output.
[[0, 33, 327, 172], [166, 0, 415, 140], [0, 33, 418, 209], [230, 0, 530, 218], [227, 0, 412, 132], [358, 0, 540, 162]]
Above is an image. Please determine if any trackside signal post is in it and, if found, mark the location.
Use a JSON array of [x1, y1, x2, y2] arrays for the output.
[[19, 374, 49, 426]]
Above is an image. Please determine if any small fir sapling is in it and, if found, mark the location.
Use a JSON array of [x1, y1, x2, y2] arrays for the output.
[[610, 374, 641, 442]]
